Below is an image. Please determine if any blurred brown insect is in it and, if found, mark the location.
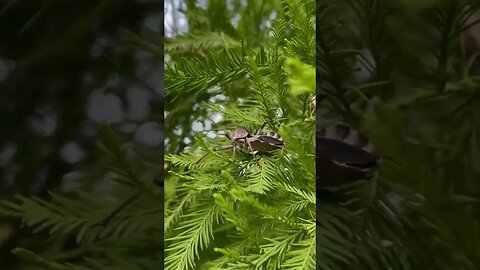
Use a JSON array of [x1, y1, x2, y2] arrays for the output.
[[317, 123, 379, 188]]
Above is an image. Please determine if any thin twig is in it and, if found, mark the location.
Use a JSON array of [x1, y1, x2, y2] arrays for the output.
[[100, 191, 142, 227]]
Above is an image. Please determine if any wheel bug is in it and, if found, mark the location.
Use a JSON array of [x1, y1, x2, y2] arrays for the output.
[[196, 122, 284, 163], [317, 123, 379, 189]]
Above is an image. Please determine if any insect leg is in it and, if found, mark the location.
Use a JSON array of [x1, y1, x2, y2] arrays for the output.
[[196, 145, 234, 164], [214, 145, 235, 152], [245, 138, 257, 159]]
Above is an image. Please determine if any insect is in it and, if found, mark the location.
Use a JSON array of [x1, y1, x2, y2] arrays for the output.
[[197, 123, 284, 163], [316, 123, 379, 189]]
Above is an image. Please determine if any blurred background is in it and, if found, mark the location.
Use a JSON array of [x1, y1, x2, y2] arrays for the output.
[[0, 0, 162, 268]]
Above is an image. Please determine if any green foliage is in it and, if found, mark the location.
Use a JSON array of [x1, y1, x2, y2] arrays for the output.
[[164, 0, 315, 269], [317, 0, 480, 269], [0, 1, 163, 268], [165, 48, 250, 100], [285, 57, 316, 96], [3, 0, 479, 269], [0, 125, 163, 269]]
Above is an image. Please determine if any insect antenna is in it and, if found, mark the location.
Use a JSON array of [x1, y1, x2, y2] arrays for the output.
[[225, 132, 231, 140], [224, 128, 232, 141]]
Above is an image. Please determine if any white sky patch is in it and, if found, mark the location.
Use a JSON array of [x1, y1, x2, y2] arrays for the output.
[[209, 94, 227, 103], [183, 137, 192, 144], [265, 11, 277, 28], [207, 86, 221, 94], [196, 0, 208, 8], [134, 122, 163, 146], [0, 142, 16, 167], [127, 87, 152, 121], [29, 114, 57, 137], [164, 0, 188, 36], [86, 92, 124, 124], [206, 131, 218, 139], [204, 119, 212, 130], [61, 142, 86, 164], [211, 113, 224, 123], [173, 127, 182, 135], [231, 14, 241, 27], [0, 59, 16, 82], [144, 12, 162, 32], [192, 120, 204, 131], [226, 0, 234, 10], [192, 103, 201, 111]]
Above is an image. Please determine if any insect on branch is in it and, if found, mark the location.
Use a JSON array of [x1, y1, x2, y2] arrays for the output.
[[196, 123, 284, 164]]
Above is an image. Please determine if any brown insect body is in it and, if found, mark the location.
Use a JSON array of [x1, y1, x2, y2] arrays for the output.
[[250, 132, 283, 152], [226, 127, 250, 142], [197, 125, 283, 164], [317, 123, 379, 188], [230, 127, 283, 155]]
